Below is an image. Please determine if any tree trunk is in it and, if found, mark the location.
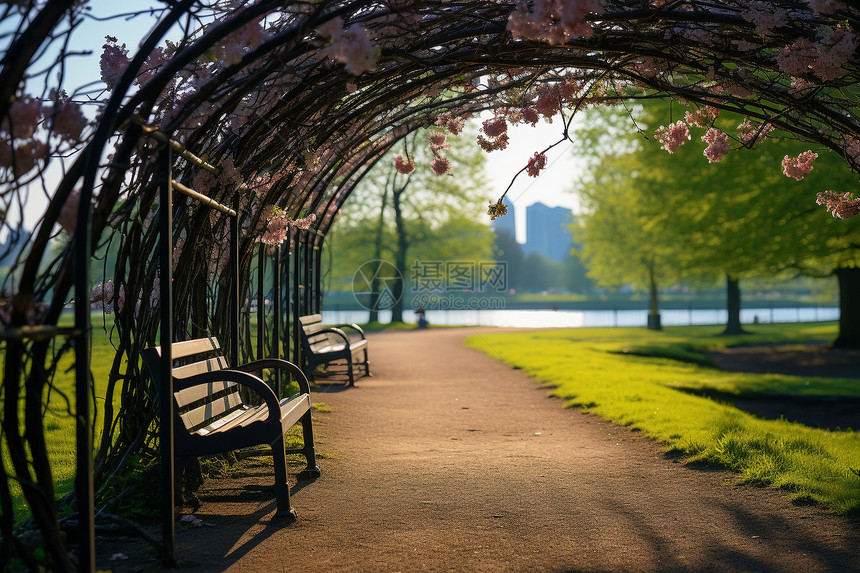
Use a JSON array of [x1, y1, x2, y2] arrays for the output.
[[391, 182, 409, 323], [833, 266, 860, 349], [722, 274, 747, 335], [646, 261, 661, 331], [368, 187, 389, 322]]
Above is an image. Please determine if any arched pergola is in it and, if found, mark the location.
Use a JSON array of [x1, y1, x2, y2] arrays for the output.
[[1, 1, 859, 570]]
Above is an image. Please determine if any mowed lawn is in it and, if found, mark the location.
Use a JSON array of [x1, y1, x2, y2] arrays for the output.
[[466, 323, 860, 514]]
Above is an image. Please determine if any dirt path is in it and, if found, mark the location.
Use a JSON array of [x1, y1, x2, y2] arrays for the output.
[[100, 328, 859, 572]]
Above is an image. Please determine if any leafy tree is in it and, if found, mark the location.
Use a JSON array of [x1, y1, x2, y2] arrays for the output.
[[325, 124, 495, 321], [573, 101, 860, 342]]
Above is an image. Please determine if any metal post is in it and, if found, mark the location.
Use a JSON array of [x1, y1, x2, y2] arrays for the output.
[[281, 244, 290, 367], [273, 245, 281, 396], [74, 163, 96, 573], [157, 148, 176, 565], [292, 231, 301, 365], [230, 198, 239, 368], [257, 244, 265, 363], [313, 242, 322, 314], [303, 238, 312, 316]]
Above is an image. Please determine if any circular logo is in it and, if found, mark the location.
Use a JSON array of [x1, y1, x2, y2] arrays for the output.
[[352, 260, 403, 311]]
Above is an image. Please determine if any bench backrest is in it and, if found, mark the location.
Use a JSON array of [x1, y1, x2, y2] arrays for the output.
[[299, 314, 342, 352], [142, 337, 244, 432]]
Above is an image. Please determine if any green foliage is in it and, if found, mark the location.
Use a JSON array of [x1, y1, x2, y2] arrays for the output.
[[323, 124, 495, 298], [572, 101, 860, 291], [466, 323, 860, 514]]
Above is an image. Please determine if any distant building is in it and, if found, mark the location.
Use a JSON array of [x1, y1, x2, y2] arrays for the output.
[[490, 196, 516, 239], [523, 202, 574, 262]]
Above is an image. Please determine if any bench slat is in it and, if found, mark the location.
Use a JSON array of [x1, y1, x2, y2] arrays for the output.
[[299, 314, 323, 326], [180, 391, 245, 430], [172, 356, 228, 379], [170, 337, 222, 360]]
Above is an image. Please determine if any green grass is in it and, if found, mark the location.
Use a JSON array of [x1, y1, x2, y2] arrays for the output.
[[466, 322, 860, 514], [2, 315, 122, 520]]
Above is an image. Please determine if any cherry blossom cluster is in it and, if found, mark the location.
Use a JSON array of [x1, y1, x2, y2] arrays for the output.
[[526, 152, 548, 177], [701, 128, 731, 163], [684, 106, 719, 129], [259, 206, 318, 250], [0, 91, 88, 178], [654, 121, 690, 154], [0, 291, 49, 327], [90, 281, 116, 314], [478, 116, 509, 152], [394, 155, 416, 174], [507, 0, 603, 44], [816, 190, 860, 219], [737, 119, 774, 147], [435, 112, 466, 135], [782, 150, 819, 180], [316, 17, 379, 76], [487, 200, 508, 220]]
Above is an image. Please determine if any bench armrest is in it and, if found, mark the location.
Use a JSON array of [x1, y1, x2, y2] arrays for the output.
[[314, 327, 351, 347], [235, 358, 313, 395], [173, 369, 281, 421], [334, 323, 366, 339]]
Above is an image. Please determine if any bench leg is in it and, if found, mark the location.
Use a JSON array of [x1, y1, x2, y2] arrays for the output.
[[296, 410, 321, 481], [363, 348, 371, 376], [346, 355, 355, 386], [271, 434, 298, 522]]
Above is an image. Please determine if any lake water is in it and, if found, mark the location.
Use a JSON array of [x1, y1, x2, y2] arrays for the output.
[[322, 307, 840, 329]]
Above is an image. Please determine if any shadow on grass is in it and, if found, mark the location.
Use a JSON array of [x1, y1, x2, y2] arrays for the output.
[[673, 386, 860, 431]]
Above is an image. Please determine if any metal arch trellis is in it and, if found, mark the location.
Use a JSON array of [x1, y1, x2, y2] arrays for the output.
[[2, 2, 860, 571]]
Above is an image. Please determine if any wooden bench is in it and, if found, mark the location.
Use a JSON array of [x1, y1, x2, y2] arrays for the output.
[[299, 314, 370, 386], [142, 337, 320, 521]]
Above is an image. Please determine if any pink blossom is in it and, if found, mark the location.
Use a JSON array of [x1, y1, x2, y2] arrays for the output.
[[50, 95, 87, 143], [816, 190, 860, 219], [782, 150, 818, 180], [488, 200, 508, 220], [701, 128, 730, 163], [394, 154, 415, 174], [100, 36, 130, 89], [811, 27, 859, 81], [431, 156, 451, 176], [534, 83, 563, 118], [2, 94, 41, 139], [261, 216, 288, 246], [435, 112, 465, 135], [482, 117, 508, 138], [317, 18, 378, 76], [521, 107, 540, 125], [13, 139, 48, 176], [215, 19, 267, 67], [846, 137, 860, 165], [428, 131, 450, 151], [684, 106, 719, 129], [57, 188, 80, 235], [654, 121, 690, 154], [117, 284, 125, 313], [741, 3, 787, 37], [507, 0, 603, 44], [776, 38, 816, 77], [477, 133, 509, 152], [290, 213, 317, 231], [808, 0, 846, 15], [526, 152, 548, 177], [135, 46, 168, 86], [736, 118, 774, 146]]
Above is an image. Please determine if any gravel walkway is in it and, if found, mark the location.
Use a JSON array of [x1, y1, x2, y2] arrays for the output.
[[100, 328, 859, 572]]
